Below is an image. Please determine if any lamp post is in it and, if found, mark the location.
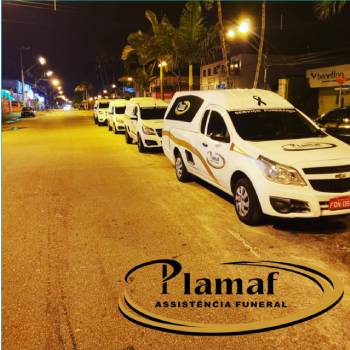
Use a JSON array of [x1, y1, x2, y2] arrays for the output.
[[19, 50, 47, 106], [158, 61, 167, 100]]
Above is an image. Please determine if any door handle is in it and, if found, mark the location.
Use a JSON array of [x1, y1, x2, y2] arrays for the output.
[[202, 142, 208, 147]]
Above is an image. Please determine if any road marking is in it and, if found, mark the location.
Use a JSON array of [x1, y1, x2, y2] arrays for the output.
[[228, 230, 261, 257]]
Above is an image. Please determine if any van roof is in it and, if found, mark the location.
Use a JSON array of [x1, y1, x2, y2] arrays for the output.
[[109, 99, 127, 106], [129, 97, 168, 108], [172, 89, 293, 111]]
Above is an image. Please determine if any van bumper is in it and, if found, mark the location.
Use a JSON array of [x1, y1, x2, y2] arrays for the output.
[[256, 180, 350, 218]]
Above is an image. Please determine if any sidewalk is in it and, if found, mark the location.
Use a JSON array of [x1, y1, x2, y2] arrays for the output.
[[2, 112, 21, 125]]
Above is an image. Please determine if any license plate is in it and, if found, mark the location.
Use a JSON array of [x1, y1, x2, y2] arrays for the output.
[[329, 196, 350, 211]]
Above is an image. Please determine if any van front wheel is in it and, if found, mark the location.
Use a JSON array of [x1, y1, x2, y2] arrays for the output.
[[175, 153, 191, 182], [233, 178, 263, 225], [125, 130, 132, 144]]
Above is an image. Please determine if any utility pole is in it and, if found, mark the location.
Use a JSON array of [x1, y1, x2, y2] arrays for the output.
[[19, 46, 29, 107]]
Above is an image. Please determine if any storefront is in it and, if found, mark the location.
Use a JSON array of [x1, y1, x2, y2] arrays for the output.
[[306, 64, 350, 115]]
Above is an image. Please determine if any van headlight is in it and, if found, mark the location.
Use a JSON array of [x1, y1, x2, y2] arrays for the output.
[[257, 156, 306, 186], [142, 126, 156, 135]]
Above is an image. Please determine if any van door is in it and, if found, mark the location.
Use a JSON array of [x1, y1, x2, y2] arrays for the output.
[[129, 105, 138, 138], [198, 107, 232, 189], [187, 109, 211, 180]]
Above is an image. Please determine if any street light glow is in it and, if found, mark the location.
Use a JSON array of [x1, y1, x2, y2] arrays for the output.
[[111, 84, 116, 88], [238, 19, 250, 33], [59, 91, 63, 95], [98, 95, 102, 99], [51, 79, 60, 87], [158, 61, 167, 68], [46, 70, 53, 77], [127, 77, 133, 82], [38, 56, 46, 65], [103, 89, 108, 94], [226, 29, 236, 39]]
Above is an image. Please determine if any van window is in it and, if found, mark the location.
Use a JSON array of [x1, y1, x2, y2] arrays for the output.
[[140, 107, 167, 120], [229, 109, 326, 141], [200, 110, 210, 134], [166, 95, 204, 122], [206, 111, 230, 143], [99, 102, 109, 109], [114, 106, 126, 114]]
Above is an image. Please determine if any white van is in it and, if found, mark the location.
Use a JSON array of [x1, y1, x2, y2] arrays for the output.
[[107, 99, 128, 133], [162, 89, 350, 225], [124, 97, 168, 152], [93, 99, 111, 126]]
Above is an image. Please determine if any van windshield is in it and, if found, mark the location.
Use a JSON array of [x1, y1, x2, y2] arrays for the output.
[[115, 106, 126, 114], [140, 107, 167, 120], [99, 102, 109, 109], [228, 109, 326, 141]]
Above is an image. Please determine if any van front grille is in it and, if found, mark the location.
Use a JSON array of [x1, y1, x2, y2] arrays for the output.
[[309, 178, 350, 193], [303, 165, 350, 174]]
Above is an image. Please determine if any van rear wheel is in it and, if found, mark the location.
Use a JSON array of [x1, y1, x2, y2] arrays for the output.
[[175, 153, 191, 182], [233, 178, 263, 225]]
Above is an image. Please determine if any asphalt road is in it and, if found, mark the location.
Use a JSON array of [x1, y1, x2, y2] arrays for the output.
[[3, 110, 350, 350]]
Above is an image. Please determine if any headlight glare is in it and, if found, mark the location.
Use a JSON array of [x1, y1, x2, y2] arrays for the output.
[[142, 126, 156, 135], [257, 156, 306, 186]]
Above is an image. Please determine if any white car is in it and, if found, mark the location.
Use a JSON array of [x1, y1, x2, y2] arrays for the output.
[[162, 89, 350, 225], [93, 99, 111, 126], [107, 99, 128, 133], [124, 97, 168, 152]]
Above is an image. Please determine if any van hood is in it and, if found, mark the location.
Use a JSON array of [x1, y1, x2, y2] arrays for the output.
[[244, 136, 350, 166], [142, 119, 164, 129]]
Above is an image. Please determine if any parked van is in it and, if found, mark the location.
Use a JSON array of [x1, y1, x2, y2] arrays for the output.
[[107, 99, 128, 133], [124, 97, 168, 152], [93, 99, 111, 126], [162, 89, 350, 225]]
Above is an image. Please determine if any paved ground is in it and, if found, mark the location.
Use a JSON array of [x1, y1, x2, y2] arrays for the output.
[[3, 110, 350, 350]]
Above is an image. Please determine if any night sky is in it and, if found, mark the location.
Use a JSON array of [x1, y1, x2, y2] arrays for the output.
[[3, 1, 350, 97]]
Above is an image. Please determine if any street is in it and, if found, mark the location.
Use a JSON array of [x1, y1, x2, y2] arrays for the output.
[[2, 110, 350, 349]]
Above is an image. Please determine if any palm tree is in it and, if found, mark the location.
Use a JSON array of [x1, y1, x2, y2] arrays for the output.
[[74, 82, 88, 101], [314, 0, 346, 20], [253, 1, 266, 89], [203, 0, 229, 87], [121, 30, 156, 96], [175, 2, 207, 90]]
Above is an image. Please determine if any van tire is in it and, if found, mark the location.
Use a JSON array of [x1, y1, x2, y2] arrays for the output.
[[233, 177, 263, 225], [108, 123, 112, 131], [114, 124, 118, 134], [125, 130, 132, 144], [175, 152, 191, 182], [137, 134, 146, 153]]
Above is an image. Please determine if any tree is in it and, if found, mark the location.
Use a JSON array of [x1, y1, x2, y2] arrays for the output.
[[203, 0, 229, 87], [74, 82, 93, 100], [314, 0, 346, 20], [253, 1, 266, 88], [175, 2, 207, 90], [121, 30, 156, 96]]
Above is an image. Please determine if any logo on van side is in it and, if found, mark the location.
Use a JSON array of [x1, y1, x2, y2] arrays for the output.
[[206, 151, 226, 169], [282, 143, 337, 151], [175, 101, 191, 115]]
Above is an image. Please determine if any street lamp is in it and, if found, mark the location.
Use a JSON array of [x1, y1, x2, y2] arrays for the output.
[[127, 77, 133, 82], [158, 61, 167, 100], [226, 29, 236, 39], [46, 70, 53, 77], [38, 56, 46, 65], [238, 19, 250, 34], [103, 89, 108, 94], [51, 79, 60, 87]]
